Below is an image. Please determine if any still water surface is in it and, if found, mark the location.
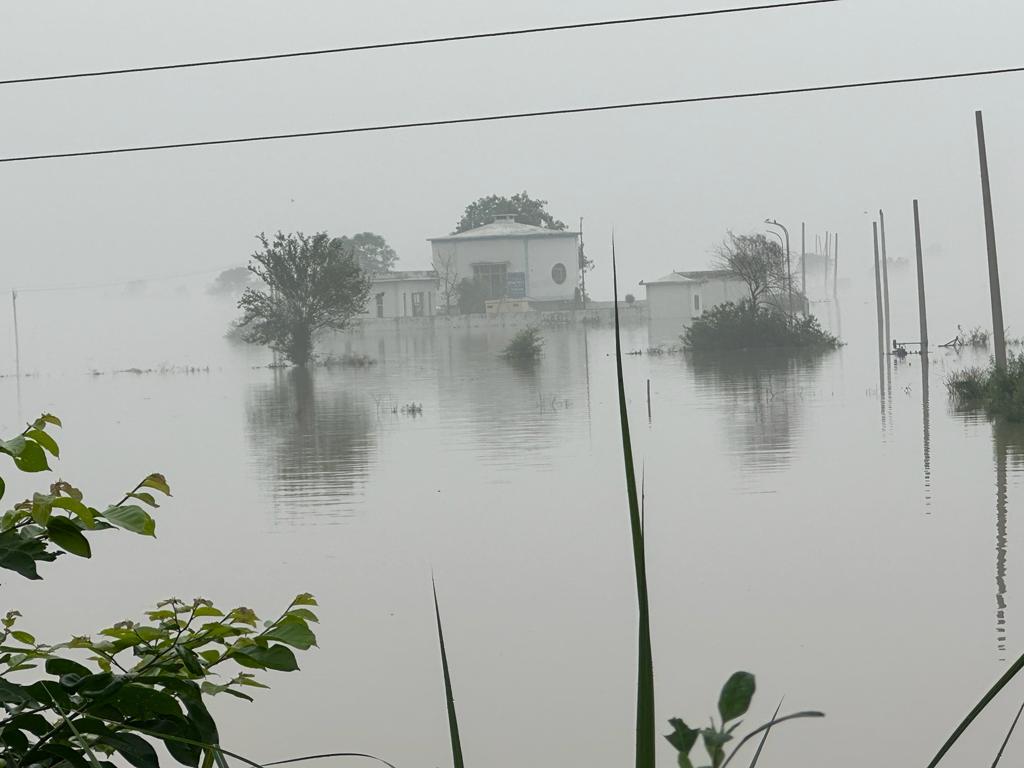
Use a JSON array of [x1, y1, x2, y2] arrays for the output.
[[2, 287, 1023, 767]]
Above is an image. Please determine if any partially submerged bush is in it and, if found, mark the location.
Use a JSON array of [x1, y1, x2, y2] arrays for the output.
[[947, 353, 1024, 422], [683, 301, 839, 351], [502, 327, 544, 361]]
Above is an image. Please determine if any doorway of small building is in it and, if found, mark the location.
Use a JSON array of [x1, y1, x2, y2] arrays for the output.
[[375, 293, 385, 318]]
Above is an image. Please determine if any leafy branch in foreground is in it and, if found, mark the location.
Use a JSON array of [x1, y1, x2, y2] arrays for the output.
[[0, 415, 322, 768], [664, 672, 823, 768]]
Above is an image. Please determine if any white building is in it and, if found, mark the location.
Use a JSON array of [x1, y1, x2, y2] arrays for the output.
[[640, 270, 751, 327], [429, 214, 580, 310], [360, 270, 439, 319]]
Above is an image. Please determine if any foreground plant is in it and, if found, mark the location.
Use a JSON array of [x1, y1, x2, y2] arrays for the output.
[[0, 415, 320, 768], [665, 672, 823, 768], [946, 352, 1024, 423], [501, 327, 544, 362], [683, 301, 838, 352]]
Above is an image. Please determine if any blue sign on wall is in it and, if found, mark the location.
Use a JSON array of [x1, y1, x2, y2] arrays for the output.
[[507, 271, 526, 298]]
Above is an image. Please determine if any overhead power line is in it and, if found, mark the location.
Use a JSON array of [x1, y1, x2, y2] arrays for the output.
[[2, 64, 1022, 165], [0, 0, 838, 86]]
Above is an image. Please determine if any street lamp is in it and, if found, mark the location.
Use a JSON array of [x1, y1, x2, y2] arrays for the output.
[[765, 218, 793, 315]]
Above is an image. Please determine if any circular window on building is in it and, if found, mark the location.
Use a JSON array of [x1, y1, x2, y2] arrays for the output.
[[551, 262, 567, 284]]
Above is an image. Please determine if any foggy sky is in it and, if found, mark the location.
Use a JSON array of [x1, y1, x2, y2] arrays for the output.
[[2, 0, 1022, 331]]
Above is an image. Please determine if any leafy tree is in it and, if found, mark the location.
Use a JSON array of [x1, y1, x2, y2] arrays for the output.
[[0, 415, 321, 768], [333, 232, 398, 274], [682, 301, 839, 351], [239, 232, 371, 367], [713, 233, 787, 311], [454, 192, 566, 233], [207, 266, 254, 296]]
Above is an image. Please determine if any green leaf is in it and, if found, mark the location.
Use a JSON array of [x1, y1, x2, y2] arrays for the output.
[[100, 732, 160, 768], [113, 684, 184, 719], [0, 475, 5, 502], [26, 428, 59, 458], [233, 643, 299, 671], [0, 677, 34, 704], [103, 505, 156, 536], [174, 645, 205, 676], [13, 440, 49, 472], [263, 616, 317, 650], [31, 492, 55, 525], [0, 547, 41, 580], [0, 436, 28, 457], [47, 657, 92, 678], [286, 607, 319, 623], [718, 671, 756, 723], [666, 718, 700, 756], [41, 744, 92, 768], [701, 728, 732, 768], [53, 496, 95, 525], [141, 473, 172, 496], [47, 517, 92, 558], [193, 606, 223, 618], [10, 630, 35, 645], [292, 593, 317, 606], [38, 413, 62, 428], [129, 492, 160, 507]]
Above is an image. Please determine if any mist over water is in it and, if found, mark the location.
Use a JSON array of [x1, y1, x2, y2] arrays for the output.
[[2, 273, 1023, 765]]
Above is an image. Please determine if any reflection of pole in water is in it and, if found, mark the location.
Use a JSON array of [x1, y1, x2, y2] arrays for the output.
[[921, 360, 931, 508], [583, 324, 592, 439], [873, 222, 885, 358], [878, 342, 887, 431], [995, 425, 1009, 659]]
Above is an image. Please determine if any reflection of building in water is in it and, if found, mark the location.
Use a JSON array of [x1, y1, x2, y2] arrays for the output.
[[688, 351, 825, 474], [245, 368, 376, 519]]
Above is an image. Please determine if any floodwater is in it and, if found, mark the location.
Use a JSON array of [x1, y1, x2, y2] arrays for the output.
[[2, 282, 1024, 768]]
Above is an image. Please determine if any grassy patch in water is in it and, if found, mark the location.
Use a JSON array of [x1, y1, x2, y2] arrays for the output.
[[946, 353, 1024, 423]]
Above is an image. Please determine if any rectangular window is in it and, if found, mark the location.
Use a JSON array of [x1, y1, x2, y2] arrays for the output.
[[693, 294, 702, 313], [411, 292, 424, 317], [375, 293, 384, 318], [472, 263, 509, 300]]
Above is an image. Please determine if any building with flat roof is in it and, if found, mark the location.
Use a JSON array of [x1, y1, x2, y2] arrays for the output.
[[429, 214, 580, 311], [360, 270, 439, 319]]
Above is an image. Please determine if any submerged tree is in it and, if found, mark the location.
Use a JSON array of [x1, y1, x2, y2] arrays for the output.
[[333, 231, 398, 273], [455, 191, 566, 233], [714, 233, 787, 311], [239, 231, 371, 366]]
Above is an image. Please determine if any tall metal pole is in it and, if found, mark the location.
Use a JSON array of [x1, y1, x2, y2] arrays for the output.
[[913, 200, 929, 354], [832, 233, 839, 299], [879, 210, 892, 352], [766, 219, 792, 315], [11, 290, 21, 380], [823, 231, 830, 295], [873, 222, 885, 357], [975, 110, 1007, 369], [800, 221, 806, 295], [579, 216, 588, 309]]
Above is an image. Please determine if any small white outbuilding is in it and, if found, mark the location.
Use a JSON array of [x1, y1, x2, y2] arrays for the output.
[[640, 270, 750, 327]]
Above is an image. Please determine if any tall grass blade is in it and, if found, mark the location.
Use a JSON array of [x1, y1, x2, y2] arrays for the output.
[[927, 651, 1024, 767], [612, 237, 656, 768], [991, 699, 1024, 767], [433, 577, 466, 768], [747, 698, 783, 768], [719, 711, 825, 768]]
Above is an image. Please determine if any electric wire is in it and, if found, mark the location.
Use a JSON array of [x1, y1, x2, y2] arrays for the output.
[[2, 64, 1022, 165]]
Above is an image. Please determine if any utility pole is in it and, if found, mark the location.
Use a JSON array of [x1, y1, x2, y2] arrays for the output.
[[823, 231, 830, 295], [913, 200, 929, 355], [800, 222, 806, 295], [832, 233, 839, 299], [873, 222, 885, 358], [879, 210, 892, 352], [578, 217, 588, 310], [975, 110, 1007, 369], [11, 290, 20, 380]]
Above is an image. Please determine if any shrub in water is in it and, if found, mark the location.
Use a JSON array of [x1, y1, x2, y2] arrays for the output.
[[502, 327, 544, 361], [683, 301, 838, 351], [947, 353, 1024, 422]]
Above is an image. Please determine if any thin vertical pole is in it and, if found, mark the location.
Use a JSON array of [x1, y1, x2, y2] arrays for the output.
[[800, 222, 806, 295], [879, 210, 892, 351], [823, 231, 830, 295], [646, 378, 651, 422], [11, 290, 21, 379], [975, 110, 1007, 369], [913, 200, 929, 354], [579, 216, 588, 310], [832, 233, 839, 299], [873, 222, 885, 357]]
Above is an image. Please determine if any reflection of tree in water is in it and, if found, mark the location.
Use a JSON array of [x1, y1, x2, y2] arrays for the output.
[[688, 351, 826, 473], [993, 418, 1024, 659], [246, 367, 376, 520]]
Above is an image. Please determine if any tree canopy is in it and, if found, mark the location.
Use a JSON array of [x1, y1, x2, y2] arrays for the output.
[[207, 265, 254, 296], [333, 231, 398, 274], [713, 233, 787, 309], [239, 231, 371, 366], [454, 192, 566, 233]]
